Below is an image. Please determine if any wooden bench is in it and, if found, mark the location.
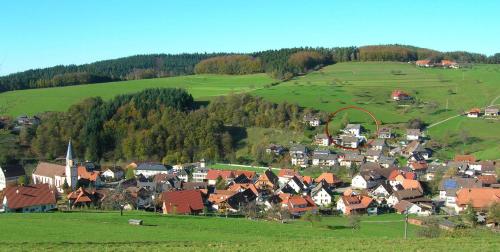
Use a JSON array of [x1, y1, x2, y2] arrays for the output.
[[128, 219, 143, 225]]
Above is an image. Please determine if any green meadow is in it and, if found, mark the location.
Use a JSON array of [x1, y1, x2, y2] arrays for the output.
[[0, 211, 498, 251], [0, 74, 275, 116], [252, 62, 500, 160]]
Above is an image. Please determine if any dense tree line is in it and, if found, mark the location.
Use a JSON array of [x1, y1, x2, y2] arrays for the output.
[[0, 53, 226, 92], [194, 55, 262, 75], [2, 45, 498, 93], [28, 90, 309, 163]]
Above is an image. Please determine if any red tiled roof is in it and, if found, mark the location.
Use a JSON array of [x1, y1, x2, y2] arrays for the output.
[[4, 184, 56, 209], [477, 175, 497, 185], [456, 188, 500, 209], [314, 173, 341, 185], [416, 59, 431, 65], [288, 195, 317, 214], [441, 60, 457, 66], [278, 169, 299, 178], [67, 187, 94, 204], [391, 89, 409, 98], [342, 195, 373, 211], [228, 183, 258, 196], [77, 166, 100, 182], [454, 155, 476, 163], [402, 179, 423, 192], [206, 170, 235, 181], [234, 170, 256, 180], [162, 190, 204, 214], [302, 176, 313, 185], [208, 190, 237, 204], [410, 162, 428, 170], [33, 162, 65, 178]]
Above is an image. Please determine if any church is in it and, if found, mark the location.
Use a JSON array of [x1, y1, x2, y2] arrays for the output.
[[32, 140, 78, 193]]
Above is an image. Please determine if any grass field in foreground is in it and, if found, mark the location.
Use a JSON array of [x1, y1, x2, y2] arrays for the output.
[[0, 212, 498, 251], [0, 74, 275, 116], [252, 62, 500, 160]]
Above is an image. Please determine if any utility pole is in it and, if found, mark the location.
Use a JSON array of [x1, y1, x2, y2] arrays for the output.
[[404, 207, 409, 239], [446, 99, 449, 110]]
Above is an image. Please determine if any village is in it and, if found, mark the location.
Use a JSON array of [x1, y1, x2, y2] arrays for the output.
[[1, 102, 499, 232]]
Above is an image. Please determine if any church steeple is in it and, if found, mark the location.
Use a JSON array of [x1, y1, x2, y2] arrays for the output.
[[65, 139, 77, 190], [66, 139, 73, 162]]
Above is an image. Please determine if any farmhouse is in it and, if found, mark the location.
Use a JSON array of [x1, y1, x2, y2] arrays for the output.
[[285, 195, 318, 216], [466, 108, 481, 118], [415, 59, 432, 67], [484, 106, 499, 117], [1, 184, 56, 213], [162, 189, 204, 215], [0, 164, 25, 190], [391, 90, 411, 101]]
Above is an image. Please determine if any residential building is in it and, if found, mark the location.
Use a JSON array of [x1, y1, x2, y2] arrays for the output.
[[467, 108, 481, 118], [192, 167, 209, 182], [303, 114, 321, 127], [0, 164, 25, 190], [162, 190, 204, 215], [378, 127, 392, 139], [311, 182, 334, 207], [336, 194, 376, 215], [406, 129, 422, 141], [314, 133, 330, 146], [135, 163, 170, 178], [454, 188, 500, 213], [290, 145, 309, 168], [484, 107, 499, 117], [1, 184, 56, 213], [344, 124, 361, 136]]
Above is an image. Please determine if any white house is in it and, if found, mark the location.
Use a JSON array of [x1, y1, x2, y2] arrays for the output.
[[0, 164, 25, 191], [303, 115, 321, 127], [192, 167, 209, 182], [406, 129, 422, 141], [311, 182, 333, 207], [351, 171, 382, 189], [344, 124, 361, 136], [135, 163, 170, 178], [311, 150, 338, 167], [340, 136, 359, 149], [101, 168, 124, 180], [314, 134, 330, 146], [176, 170, 189, 182], [290, 145, 309, 168]]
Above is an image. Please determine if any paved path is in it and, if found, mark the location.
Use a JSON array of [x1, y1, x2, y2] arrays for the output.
[[426, 94, 500, 129]]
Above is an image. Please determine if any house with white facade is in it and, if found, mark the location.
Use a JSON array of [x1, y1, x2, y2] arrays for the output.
[[0, 164, 25, 191], [344, 124, 361, 136], [406, 129, 422, 141], [290, 145, 309, 168], [1, 184, 57, 213], [135, 163, 170, 178], [311, 182, 333, 207]]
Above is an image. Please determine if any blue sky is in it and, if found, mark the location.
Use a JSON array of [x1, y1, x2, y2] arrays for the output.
[[1, 0, 498, 75]]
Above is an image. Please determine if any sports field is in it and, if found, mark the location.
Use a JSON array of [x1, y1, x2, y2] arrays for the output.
[[0, 74, 275, 116], [0, 211, 498, 251]]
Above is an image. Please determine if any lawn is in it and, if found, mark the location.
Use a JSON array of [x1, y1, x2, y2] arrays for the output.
[[0, 211, 498, 251], [252, 62, 500, 159], [0, 74, 275, 116]]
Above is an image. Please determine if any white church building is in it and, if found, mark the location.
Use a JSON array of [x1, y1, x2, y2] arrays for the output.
[[32, 140, 78, 193]]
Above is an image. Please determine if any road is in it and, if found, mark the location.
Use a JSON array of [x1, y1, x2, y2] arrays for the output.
[[426, 94, 500, 130]]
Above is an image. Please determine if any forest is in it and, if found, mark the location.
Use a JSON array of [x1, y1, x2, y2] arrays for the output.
[[1, 45, 498, 93], [19, 89, 310, 164]]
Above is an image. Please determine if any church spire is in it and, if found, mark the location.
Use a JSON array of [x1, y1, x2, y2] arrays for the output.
[[66, 139, 73, 161]]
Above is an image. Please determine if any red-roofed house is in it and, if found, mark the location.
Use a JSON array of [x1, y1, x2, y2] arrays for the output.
[[455, 188, 500, 213], [67, 187, 98, 208], [416, 59, 432, 67], [1, 184, 56, 213], [162, 190, 204, 215], [77, 166, 102, 186], [206, 170, 235, 185], [278, 169, 301, 185], [454, 154, 476, 163], [467, 108, 481, 118], [391, 90, 411, 101], [336, 194, 376, 215], [314, 172, 342, 188], [285, 195, 317, 216]]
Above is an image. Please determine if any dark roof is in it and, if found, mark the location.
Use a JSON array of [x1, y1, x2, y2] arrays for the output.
[[181, 182, 208, 190], [263, 169, 279, 185], [227, 188, 257, 209], [1, 164, 25, 178], [233, 174, 252, 184], [4, 184, 56, 209], [438, 177, 482, 191], [393, 189, 423, 201], [311, 181, 333, 197], [137, 163, 168, 171]]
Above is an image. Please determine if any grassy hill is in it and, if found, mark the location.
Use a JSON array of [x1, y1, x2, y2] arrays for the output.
[[252, 62, 500, 160], [0, 74, 275, 116], [0, 211, 498, 251]]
